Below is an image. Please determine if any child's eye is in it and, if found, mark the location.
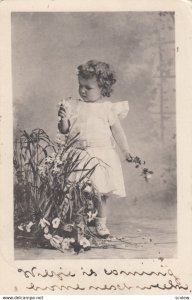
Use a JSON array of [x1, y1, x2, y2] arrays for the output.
[[79, 85, 92, 91]]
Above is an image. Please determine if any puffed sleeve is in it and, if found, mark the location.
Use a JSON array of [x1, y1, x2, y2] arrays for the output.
[[107, 101, 129, 126]]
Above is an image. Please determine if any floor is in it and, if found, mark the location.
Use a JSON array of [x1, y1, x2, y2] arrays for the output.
[[15, 191, 177, 260]]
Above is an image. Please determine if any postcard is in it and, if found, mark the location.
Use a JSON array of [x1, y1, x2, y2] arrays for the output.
[[0, 0, 192, 296]]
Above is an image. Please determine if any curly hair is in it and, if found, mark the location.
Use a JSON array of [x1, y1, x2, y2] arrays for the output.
[[77, 60, 116, 97]]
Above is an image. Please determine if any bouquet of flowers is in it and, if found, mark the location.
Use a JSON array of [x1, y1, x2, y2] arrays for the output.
[[126, 155, 153, 181]]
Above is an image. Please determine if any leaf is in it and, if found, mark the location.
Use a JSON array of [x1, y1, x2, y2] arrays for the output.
[[78, 164, 99, 183], [43, 202, 53, 219], [65, 133, 81, 150], [69, 200, 73, 222]]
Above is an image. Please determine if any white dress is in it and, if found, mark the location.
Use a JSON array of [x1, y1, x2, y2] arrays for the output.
[[61, 99, 129, 198]]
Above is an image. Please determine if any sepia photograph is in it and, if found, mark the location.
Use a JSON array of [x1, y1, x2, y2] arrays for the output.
[[12, 11, 177, 260]]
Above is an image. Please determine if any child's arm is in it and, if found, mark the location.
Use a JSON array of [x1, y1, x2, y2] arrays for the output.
[[111, 115, 153, 181], [110, 118, 132, 160], [58, 104, 70, 134]]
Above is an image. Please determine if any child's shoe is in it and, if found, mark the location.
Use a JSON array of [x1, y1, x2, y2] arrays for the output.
[[95, 217, 110, 238]]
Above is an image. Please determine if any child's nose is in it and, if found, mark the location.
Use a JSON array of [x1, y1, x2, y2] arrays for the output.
[[81, 87, 86, 94]]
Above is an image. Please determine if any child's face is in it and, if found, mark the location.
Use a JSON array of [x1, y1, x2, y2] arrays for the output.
[[78, 76, 102, 102]]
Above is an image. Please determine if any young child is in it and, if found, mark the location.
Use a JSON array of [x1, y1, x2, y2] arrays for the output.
[[58, 59, 131, 238]]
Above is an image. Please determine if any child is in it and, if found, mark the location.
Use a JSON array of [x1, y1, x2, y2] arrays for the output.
[[58, 59, 131, 238]]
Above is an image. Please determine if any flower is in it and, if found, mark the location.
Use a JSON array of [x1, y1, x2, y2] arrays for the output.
[[55, 133, 66, 145], [51, 152, 56, 159], [58, 98, 71, 111], [38, 164, 47, 177], [52, 217, 61, 229], [45, 156, 53, 164], [84, 184, 92, 193], [79, 237, 91, 249], [70, 238, 75, 244], [44, 226, 49, 234], [55, 157, 63, 165], [87, 210, 98, 222], [50, 239, 59, 249], [39, 218, 50, 229], [38, 164, 45, 171], [44, 233, 52, 240], [26, 221, 34, 232], [52, 166, 60, 174], [50, 235, 63, 249], [61, 238, 71, 250], [142, 168, 153, 181], [63, 224, 73, 232], [126, 154, 153, 182], [18, 223, 25, 231], [52, 235, 64, 243]]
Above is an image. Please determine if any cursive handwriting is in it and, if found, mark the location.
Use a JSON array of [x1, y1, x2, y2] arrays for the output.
[[18, 267, 75, 280], [17, 266, 189, 292], [27, 281, 188, 292], [27, 283, 85, 291], [104, 269, 167, 277]]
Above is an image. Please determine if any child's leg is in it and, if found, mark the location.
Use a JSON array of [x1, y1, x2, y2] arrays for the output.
[[97, 194, 107, 218], [95, 194, 110, 238]]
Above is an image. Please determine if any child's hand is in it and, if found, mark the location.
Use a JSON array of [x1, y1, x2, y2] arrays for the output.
[[58, 104, 67, 119], [58, 104, 70, 134], [124, 152, 133, 163]]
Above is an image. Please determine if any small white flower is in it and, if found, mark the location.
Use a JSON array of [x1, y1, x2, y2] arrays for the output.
[[61, 238, 71, 250], [63, 186, 68, 192], [79, 237, 90, 248], [84, 184, 92, 193], [39, 218, 50, 229], [87, 211, 92, 222], [50, 235, 63, 249], [26, 221, 34, 232], [50, 239, 58, 249], [52, 166, 60, 174], [45, 156, 53, 163], [38, 164, 46, 176], [92, 210, 98, 218], [56, 139, 65, 145], [63, 224, 73, 232], [18, 224, 25, 231], [44, 226, 49, 234], [87, 210, 98, 222], [55, 157, 63, 165], [44, 233, 52, 240], [52, 217, 61, 229], [38, 164, 45, 171], [52, 235, 63, 243]]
